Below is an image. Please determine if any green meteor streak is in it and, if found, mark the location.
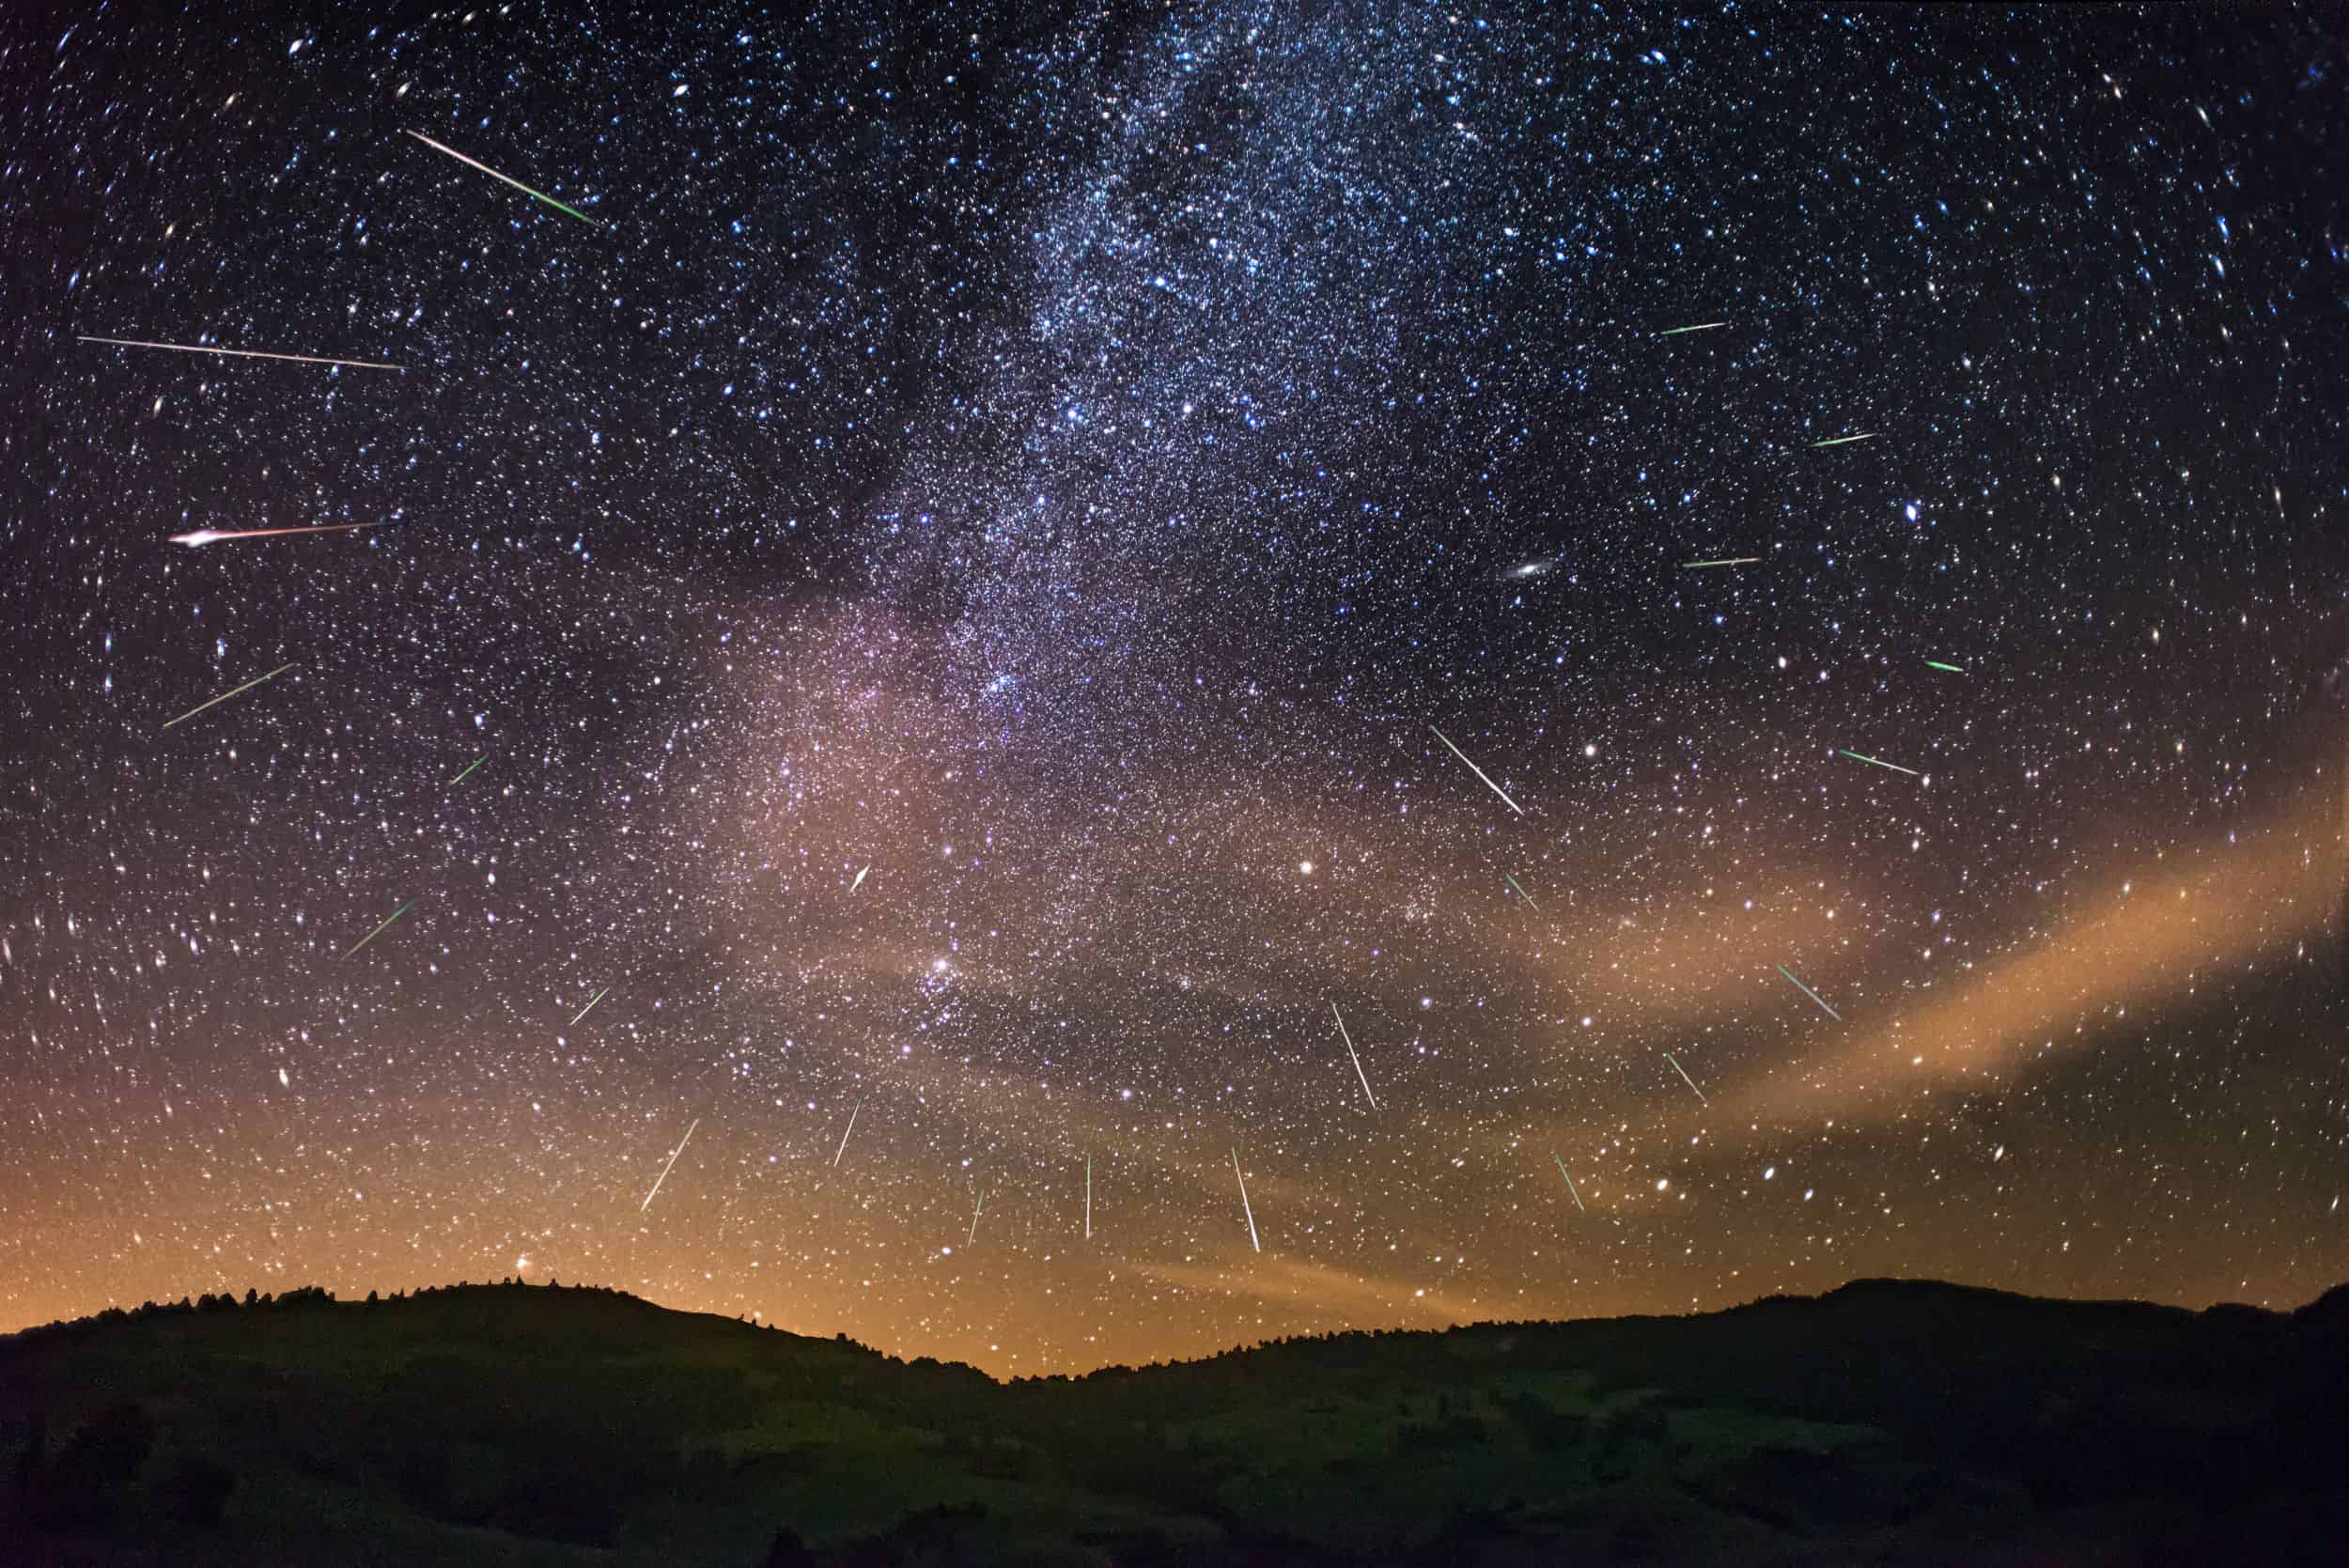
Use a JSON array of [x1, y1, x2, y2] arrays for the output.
[[403, 130, 601, 226], [1658, 321, 1728, 335], [1810, 432, 1879, 447], [1924, 660, 1967, 675], [162, 662, 296, 731], [1839, 749, 1921, 777], [1552, 1155, 1586, 1212], [342, 900, 415, 960], [1776, 963, 1844, 1022], [1684, 557, 1761, 568], [448, 754, 487, 785], [1505, 872, 1539, 912]]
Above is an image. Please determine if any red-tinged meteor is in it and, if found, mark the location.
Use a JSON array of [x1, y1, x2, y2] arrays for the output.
[[170, 521, 390, 547]]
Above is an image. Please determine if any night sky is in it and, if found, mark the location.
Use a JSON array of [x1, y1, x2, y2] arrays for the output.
[[4, 3, 2347, 1377]]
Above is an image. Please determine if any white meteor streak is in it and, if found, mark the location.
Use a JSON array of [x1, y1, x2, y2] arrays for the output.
[[849, 865, 869, 894], [1428, 724, 1525, 815], [833, 1101, 862, 1168], [1330, 1003, 1380, 1110], [79, 335, 405, 371], [170, 520, 390, 547], [639, 1116, 699, 1213], [402, 130, 600, 225], [1084, 1154, 1093, 1240], [1232, 1147, 1260, 1252], [967, 1189, 985, 1245], [1664, 1051, 1709, 1105], [568, 986, 611, 1027]]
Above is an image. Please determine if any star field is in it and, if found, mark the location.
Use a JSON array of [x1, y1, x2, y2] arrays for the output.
[[2, 3, 2347, 1375]]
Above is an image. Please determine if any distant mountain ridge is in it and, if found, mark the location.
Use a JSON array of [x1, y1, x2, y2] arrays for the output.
[[1, 1275, 2342, 1565]]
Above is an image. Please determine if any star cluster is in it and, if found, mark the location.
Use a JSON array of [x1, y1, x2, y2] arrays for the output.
[[2, 3, 2346, 1374]]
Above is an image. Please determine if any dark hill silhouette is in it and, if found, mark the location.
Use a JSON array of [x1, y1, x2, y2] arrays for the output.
[[0, 1276, 2342, 1565]]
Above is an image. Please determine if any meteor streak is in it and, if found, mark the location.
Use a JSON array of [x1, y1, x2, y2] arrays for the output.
[[403, 130, 600, 225], [1084, 1154, 1093, 1239], [568, 986, 610, 1027], [833, 1101, 862, 1168], [1505, 872, 1539, 912], [1428, 724, 1525, 815], [1683, 557, 1761, 568], [1232, 1147, 1260, 1252], [849, 865, 869, 894], [1777, 963, 1843, 1021], [161, 661, 296, 730], [342, 900, 415, 960], [967, 1189, 986, 1245], [639, 1117, 698, 1212], [170, 520, 390, 547], [1330, 1003, 1380, 1110], [1658, 321, 1728, 335], [448, 754, 487, 786], [1552, 1154, 1586, 1212], [78, 335, 405, 371], [1811, 432, 1879, 447], [1664, 1051, 1709, 1105], [1839, 749, 1921, 777], [1924, 660, 1967, 675]]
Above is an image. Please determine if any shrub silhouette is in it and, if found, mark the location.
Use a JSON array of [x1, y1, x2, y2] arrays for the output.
[[24, 1400, 155, 1527], [161, 1452, 236, 1526]]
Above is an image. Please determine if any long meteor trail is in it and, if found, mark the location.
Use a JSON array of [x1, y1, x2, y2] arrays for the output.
[[403, 130, 600, 225], [1084, 1155, 1093, 1240], [1684, 557, 1761, 568], [1330, 1003, 1380, 1110], [967, 1189, 985, 1245], [1658, 321, 1728, 335], [1505, 872, 1539, 912], [163, 662, 297, 730], [1811, 432, 1879, 447], [1924, 660, 1967, 675], [1664, 1052, 1709, 1105], [568, 986, 611, 1027], [1232, 1147, 1261, 1252], [1777, 963, 1843, 1021], [639, 1117, 699, 1213], [833, 1101, 862, 1168], [1839, 749, 1922, 777], [78, 335, 405, 371], [170, 521, 390, 547], [448, 754, 488, 786], [1429, 724, 1525, 815], [342, 900, 415, 960], [1552, 1155, 1587, 1212]]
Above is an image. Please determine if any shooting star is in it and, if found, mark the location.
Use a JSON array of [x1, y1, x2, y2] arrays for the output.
[[1428, 724, 1525, 815], [1924, 660, 1967, 675], [1232, 1147, 1261, 1253], [169, 520, 391, 547], [448, 754, 488, 786], [832, 1101, 862, 1168], [161, 661, 296, 731], [1839, 749, 1922, 777], [78, 335, 405, 372], [639, 1117, 699, 1213], [1330, 1003, 1380, 1111], [1664, 1051, 1709, 1105], [568, 986, 611, 1027], [1552, 1154, 1587, 1213], [1084, 1154, 1093, 1240], [1683, 557, 1762, 568], [967, 1189, 985, 1245], [342, 899, 415, 960], [403, 130, 600, 226], [1658, 321, 1728, 335], [1777, 963, 1843, 1021], [1505, 872, 1539, 912], [849, 865, 869, 894], [1811, 432, 1879, 448]]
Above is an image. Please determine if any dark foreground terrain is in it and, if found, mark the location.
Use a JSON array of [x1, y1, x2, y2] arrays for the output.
[[0, 1276, 2341, 1566]]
